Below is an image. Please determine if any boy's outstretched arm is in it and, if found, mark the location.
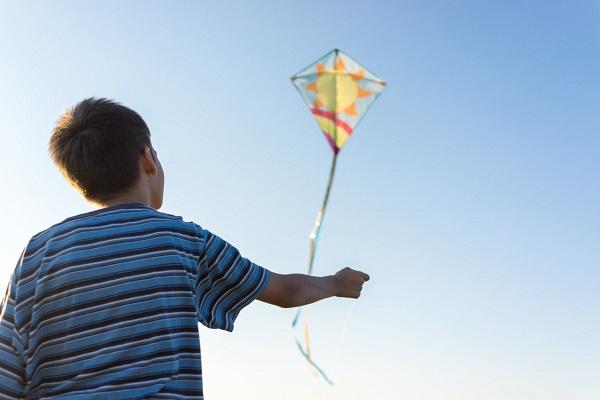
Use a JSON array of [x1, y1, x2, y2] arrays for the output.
[[258, 267, 370, 308]]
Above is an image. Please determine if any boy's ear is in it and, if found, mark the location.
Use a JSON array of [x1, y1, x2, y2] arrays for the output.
[[141, 146, 157, 175]]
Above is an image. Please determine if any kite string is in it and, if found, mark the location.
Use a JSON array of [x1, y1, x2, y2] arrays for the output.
[[332, 299, 357, 380], [335, 298, 357, 360]]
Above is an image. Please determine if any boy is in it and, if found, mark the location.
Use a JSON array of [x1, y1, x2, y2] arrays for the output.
[[0, 98, 369, 399]]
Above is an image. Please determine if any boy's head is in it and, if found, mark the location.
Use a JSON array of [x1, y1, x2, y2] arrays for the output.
[[49, 98, 164, 209]]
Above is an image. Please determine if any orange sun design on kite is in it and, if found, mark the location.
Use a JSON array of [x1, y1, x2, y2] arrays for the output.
[[306, 57, 374, 117]]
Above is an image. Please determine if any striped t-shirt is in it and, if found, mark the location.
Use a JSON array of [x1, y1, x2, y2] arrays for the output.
[[0, 203, 271, 399]]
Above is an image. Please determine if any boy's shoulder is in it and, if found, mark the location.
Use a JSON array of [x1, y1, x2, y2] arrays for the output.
[[27, 203, 206, 256]]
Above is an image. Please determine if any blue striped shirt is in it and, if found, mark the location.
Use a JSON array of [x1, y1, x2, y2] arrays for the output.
[[0, 203, 270, 399]]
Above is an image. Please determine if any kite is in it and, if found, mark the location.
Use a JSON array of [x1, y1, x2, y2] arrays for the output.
[[290, 49, 385, 384]]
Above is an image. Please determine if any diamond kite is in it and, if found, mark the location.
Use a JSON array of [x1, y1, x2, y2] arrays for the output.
[[291, 48, 386, 154], [290, 49, 386, 384]]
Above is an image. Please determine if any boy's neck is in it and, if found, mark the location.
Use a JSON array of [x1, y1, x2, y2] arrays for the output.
[[101, 186, 151, 209], [103, 198, 149, 208]]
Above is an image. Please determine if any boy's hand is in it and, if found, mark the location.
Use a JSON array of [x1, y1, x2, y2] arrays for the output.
[[333, 267, 370, 298]]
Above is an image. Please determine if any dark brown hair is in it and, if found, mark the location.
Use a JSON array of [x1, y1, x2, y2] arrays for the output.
[[49, 98, 152, 203]]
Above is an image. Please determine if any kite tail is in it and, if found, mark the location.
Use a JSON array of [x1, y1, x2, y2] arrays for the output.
[[292, 153, 338, 382], [307, 152, 338, 275], [292, 153, 339, 326], [295, 337, 334, 385], [304, 323, 318, 377]]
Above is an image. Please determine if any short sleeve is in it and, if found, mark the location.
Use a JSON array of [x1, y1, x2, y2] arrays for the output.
[[195, 230, 270, 332], [0, 267, 26, 399]]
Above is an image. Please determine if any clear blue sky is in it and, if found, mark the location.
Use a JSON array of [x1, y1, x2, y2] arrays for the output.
[[1, 1, 599, 399]]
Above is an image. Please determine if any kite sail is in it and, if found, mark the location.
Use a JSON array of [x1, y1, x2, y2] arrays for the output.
[[290, 49, 385, 384]]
